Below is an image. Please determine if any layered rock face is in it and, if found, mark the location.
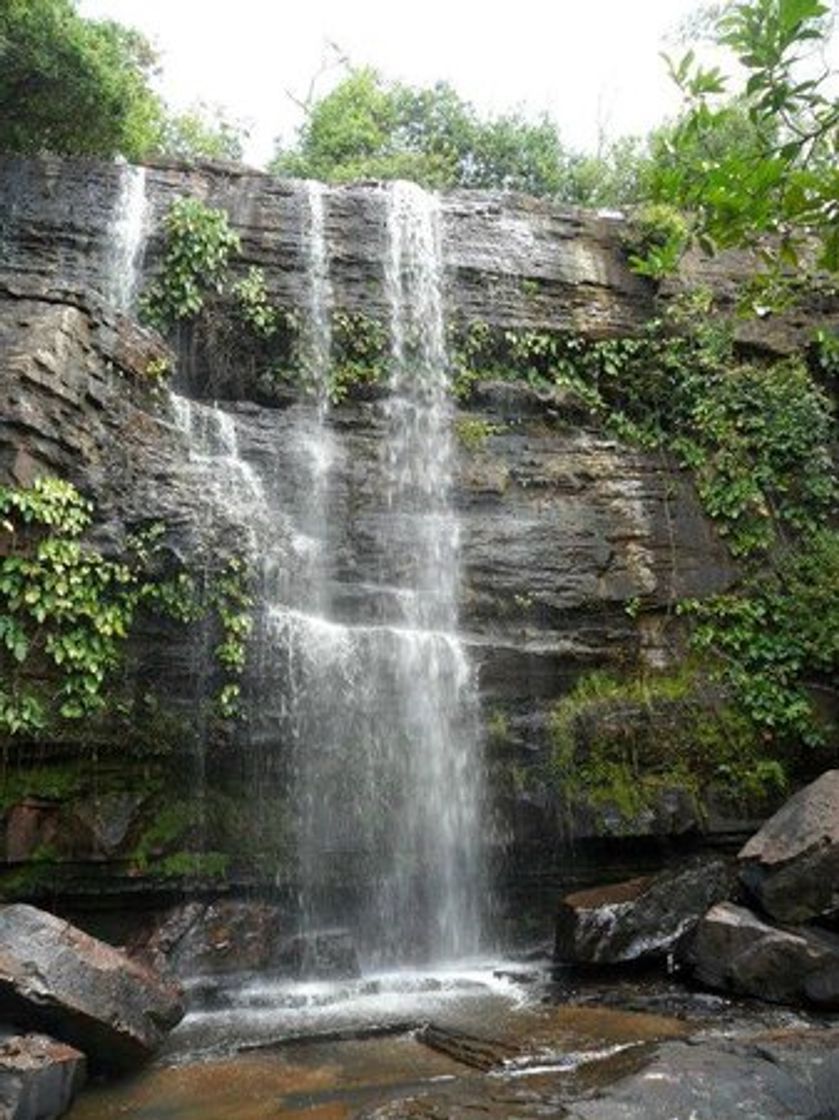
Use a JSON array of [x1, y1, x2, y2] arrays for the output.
[[1, 155, 832, 908]]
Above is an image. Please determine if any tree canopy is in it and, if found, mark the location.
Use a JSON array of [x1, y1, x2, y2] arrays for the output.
[[0, 0, 247, 162], [653, 0, 839, 272], [270, 67, 573, 195], [0, 0, 163, 159]]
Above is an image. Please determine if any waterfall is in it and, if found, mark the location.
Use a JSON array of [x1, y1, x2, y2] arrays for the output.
[[168, 181, 487, 967], [107, 164, 148, 314], [275, 181, 486, 964], [376, 181, 485, 959]]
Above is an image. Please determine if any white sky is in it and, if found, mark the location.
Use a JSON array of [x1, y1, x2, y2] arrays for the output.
[[77, 0, 835, 167]]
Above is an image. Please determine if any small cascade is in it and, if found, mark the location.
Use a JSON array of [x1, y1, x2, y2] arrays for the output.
[[107, 164, 148, 314]]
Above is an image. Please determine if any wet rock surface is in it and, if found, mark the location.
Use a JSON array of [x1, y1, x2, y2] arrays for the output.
[[565, 1030, 839, 1120], [554, 857, 735, 965], [739, 770, 839, 925], [130, 899, 284, 978], [2, 153, 835, 905], [0, 905, 184, 1072], [0, 1030, 86, 1120]]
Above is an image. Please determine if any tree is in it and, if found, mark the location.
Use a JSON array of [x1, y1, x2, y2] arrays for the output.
[[655, 0, 839, 272], [156, 103, 247, 163], [0, 0, 163, 159], [271, 67, 571, 195]]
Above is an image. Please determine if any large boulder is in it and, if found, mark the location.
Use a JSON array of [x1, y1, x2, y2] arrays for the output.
[[0, 905, 184, 1072], [0, 1030, 86, 1120], [689, 901, 839, 1006], [739, 769, 839, 925], [554, 857, 734, 964]]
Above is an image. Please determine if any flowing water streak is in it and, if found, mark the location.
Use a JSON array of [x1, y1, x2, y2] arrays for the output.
[[107, 164, 148, 313], [302, 182, 334, 417], [377, 180, 486, 960]]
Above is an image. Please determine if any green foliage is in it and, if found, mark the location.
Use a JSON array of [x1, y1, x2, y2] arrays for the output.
[[1, 478, 148, 733], [208, 557, 254, 718], [454, 417, 505, 451], [271, 67, 571, 195], [623, 203, 690, 279], [328, 310, 388, 399], [656, 0, 839, 276], [0, 0, 164, 159], [232, 267, 279, 339], [684, 529, 839, 745], [140, 198, 240, 330], [0, 478, 253, 736], [155, 102, 246, 163]]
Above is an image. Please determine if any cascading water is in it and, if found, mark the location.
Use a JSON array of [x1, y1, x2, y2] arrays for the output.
[[107, 164, 148, 313], [264, 181, 487, 965]]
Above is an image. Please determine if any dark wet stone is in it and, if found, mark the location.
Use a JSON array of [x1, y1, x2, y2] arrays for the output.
[[689, 901, 839, 1006], [130, 899, 284, 978], [566, 1031, 839, 1120], [554, 857, 734, 965], [273, 929, 360, 980]]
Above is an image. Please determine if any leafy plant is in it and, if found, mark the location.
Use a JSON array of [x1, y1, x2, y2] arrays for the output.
[[140, 198, 240, 329], [623, 203, 690, 278], [232, 267, 279, 339], [656, 0, 839, 278]]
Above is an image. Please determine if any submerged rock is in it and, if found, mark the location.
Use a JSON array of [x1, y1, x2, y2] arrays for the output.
[[739, 769, 839, 925], [0, 905, 184, 1072], [273, 929, 360, 980], [0, 1030, 86, 1120], [554, 857, 734, 965], [689, 901, 839, 1006]]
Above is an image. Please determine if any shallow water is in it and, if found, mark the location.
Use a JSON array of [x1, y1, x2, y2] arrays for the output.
[[66, 962, 698, 1119]]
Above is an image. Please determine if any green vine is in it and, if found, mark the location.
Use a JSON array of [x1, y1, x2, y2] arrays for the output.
[[0, 478, 253, 735], [208, 556, 254, 718]]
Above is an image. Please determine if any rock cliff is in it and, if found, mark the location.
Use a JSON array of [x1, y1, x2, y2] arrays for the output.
[[1, 155, 834, 916]]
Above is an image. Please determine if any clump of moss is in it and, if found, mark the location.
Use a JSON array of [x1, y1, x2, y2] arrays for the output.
[[549, 663, 787, 827]]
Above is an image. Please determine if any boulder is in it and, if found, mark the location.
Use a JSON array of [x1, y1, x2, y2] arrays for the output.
[[130, 899, 283, 977], [689, 901, 839, 1006], [0, 905, 184, 1072], [739, 769, 839, 924], [0, 1030, 86, 1120], [554, 857, 734, 964], [274, 929, 360, 980]]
